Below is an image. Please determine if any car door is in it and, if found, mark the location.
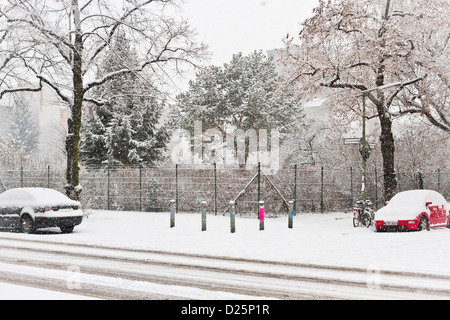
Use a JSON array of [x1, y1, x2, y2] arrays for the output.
[[437, 205, 446, 225], [428, 203, 439, 226]]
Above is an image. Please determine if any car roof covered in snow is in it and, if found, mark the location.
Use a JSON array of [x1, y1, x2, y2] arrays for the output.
[[376, 190, 447, 220], [0, 188, 79, 207], [388, 189, 445, 207]]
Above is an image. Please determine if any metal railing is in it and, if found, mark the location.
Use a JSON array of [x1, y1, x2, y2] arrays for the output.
[[0, 164, 448, 215]]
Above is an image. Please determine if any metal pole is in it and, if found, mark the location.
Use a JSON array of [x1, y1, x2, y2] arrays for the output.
[[362, 93, 367, 202], [47, 165, 50, 189], [214, 163, 217, 216], [20, 166, 23, 188], [320, 166, 324, 214], [139, 165, 143, 212], [175, 164, 179, 214], [375, 166, 378, 209], [257, 162, 261, 215], [288, 200, 294, 229], [229, 201, 236, 233], [201, 201, 207, 231], [170, 199, 176, 228], [350, 167, 353, 205], [438, 169, 441, 193], [259, 201, 264, 231], [293, 164, 297, 215], [107, 165, 110, 211]]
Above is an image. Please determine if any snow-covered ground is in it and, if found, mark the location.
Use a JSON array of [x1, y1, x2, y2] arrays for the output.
[[1, 209, 450, 299], [0, 282, 98, 300]]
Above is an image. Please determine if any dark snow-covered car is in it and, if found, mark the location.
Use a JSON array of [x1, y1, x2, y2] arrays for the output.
[[0, 188, 83, 234], [374, 190, 449, 232]]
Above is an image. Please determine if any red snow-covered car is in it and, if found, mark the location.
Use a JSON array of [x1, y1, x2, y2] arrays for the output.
[[374, 190, 449, 232]]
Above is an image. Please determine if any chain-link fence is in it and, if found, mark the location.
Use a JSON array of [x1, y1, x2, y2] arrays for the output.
[[0, 164, 448, 215]]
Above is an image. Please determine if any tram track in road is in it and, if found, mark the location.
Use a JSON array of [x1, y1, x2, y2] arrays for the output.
[[0, 235, 449, 300]]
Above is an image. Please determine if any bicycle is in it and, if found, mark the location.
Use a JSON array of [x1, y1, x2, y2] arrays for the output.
[[353, 200, 374, 228]]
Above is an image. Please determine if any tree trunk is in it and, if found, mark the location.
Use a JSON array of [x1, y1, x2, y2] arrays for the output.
[[66, 0, 83, 201], [378, 112, 397, 201]]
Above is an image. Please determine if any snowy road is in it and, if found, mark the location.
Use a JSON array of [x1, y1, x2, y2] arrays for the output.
[[1, 235, 450, 300]]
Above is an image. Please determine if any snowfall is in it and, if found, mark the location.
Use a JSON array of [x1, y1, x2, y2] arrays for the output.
[[1, 206, 450, 300]]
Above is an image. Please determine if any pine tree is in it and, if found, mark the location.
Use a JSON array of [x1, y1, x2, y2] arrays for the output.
[[81, 32, 169, 167], [176, 51, 302, 134], [9, 98, 39, 155], [175, 50, 304, 165]]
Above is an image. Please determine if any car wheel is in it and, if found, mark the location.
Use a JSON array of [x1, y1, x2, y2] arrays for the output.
[[417, 216, 429, 231], [60, 225, 74, 233], [20, 215, 35, 234]]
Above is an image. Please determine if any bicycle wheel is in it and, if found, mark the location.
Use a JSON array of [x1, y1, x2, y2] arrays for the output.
[[353, 211, 360, 227], [361, 212, 372, 227]]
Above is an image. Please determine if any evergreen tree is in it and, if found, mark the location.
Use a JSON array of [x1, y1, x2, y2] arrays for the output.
[[176, 50, 302, 134], [9, 98, 39, 155], [81, 32, 169, 166], [175, 51, 304, 165]]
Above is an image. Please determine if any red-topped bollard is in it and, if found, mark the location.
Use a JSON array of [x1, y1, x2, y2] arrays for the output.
[[259, 201, 264, 231]]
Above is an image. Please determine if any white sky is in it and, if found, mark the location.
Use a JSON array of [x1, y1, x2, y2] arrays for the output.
[[181, 0, 319, 66]]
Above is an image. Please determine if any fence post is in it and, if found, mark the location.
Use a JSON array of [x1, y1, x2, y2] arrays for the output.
[[139, 165, 143, 212], [293, 164, 297, 215], [170, 199, 176, 228], [107, 165, 110, 211], [175, 164, 179, 214], [350, 167, 353, 205], [214, 163, 217, 216], [438, 169, 441, 193], [375, 167, 378, 210], [257, 162, 261, 209], [229, 201, 236, 233], [20, 166, 23, 188], [259, 201, 264, 231], [201, 201, 207, 231], [288, 200, 294, 229], [320, 166, 324, 214], [47, 165, 51, 189]]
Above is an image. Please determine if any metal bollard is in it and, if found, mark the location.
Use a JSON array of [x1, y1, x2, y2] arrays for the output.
[[201, 201, 207, 231], [259, 201, 264, 231], [288, 200, 294, 229], [229, 201, 236, 233], [170, 199, 176, 228]]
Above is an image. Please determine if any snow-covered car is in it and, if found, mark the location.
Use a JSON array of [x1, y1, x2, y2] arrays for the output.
[[375, 190, 449, 232], [0, 188, 83, 234]]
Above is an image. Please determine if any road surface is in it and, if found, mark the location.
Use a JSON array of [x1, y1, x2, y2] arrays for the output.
[[0, 235, 449, 300]]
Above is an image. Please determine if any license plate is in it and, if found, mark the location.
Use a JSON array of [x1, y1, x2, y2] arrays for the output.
[[384, 221, 397, 226]]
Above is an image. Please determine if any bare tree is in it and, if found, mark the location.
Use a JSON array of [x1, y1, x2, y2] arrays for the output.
[[283, 0, 449, 200], [0, 0, 207, 199]]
